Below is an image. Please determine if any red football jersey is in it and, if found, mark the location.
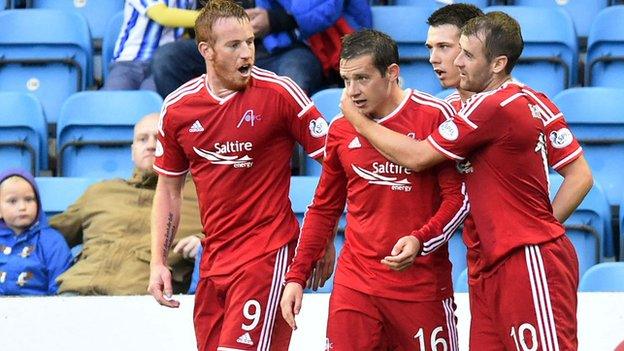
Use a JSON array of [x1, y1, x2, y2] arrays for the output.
[[428, 82, 582, 276], [154, 67, 327, 277], [286, 90, 469, 301]]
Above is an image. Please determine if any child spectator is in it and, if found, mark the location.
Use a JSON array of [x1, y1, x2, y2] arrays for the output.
[[0, 169, 73, 296]]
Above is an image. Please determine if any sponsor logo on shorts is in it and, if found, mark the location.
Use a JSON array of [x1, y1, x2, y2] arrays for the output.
[[236, 332, 254, 346]]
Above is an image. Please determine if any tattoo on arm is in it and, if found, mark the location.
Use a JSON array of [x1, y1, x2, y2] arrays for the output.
[[162, 212, 176, 262]]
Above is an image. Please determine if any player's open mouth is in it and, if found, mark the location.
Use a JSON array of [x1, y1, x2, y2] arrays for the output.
[[238, 64, 251, 76], [434, 68, 445, 77], [353, 99, 366, 108]]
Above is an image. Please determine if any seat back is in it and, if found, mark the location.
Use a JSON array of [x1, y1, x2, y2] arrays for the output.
[[553, 87, 624, 206], [586, 6, 624, 88], [102, 11, 124, 82], [31, 0, 124, 41], [0, 9, 92, 123], [550, 174, 611, 275], [486, 6, 578, 97], [35, 177, 100, 217], [56, 91, 163, 178], [512, 0, 608, 38], [579, 262, 624, 292], [372, 6, 442, 95], [0, 92, 47, 174]]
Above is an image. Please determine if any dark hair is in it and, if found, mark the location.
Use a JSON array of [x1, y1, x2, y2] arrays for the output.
[[195, 0, 250, 44], [427, 3, 484, 29], [462, 11, 524, 74], [340, 29, 399, 76]]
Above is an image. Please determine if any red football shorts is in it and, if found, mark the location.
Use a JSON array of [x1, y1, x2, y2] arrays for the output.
[[326, 283, 459, 351], [468, 235, 579, 351], [194, 241, 296, 351]]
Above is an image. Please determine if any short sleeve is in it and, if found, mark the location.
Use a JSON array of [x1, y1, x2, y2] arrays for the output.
[[545, 116, 583, 171], [153, 108, 189, 176]]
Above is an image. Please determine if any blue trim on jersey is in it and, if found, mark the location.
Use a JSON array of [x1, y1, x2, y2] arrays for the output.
[[114, 9, 139, 61]]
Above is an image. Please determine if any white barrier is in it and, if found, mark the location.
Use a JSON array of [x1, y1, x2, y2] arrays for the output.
[[0, 293, 623, 350]]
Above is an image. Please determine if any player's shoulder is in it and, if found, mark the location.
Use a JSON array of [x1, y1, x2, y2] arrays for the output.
[[250, 66, 312, 111], [162, 75, 206, 113], [408, 89, 455, 121]]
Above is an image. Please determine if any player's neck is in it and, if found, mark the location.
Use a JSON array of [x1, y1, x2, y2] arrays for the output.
[[457, 88, 475, 102], [371, 85, 405, 119], [484, 74, 513, 92], [205, 70, 238, 98]]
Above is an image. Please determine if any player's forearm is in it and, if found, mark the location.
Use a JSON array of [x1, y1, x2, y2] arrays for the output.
[[552, 157, 593, 222], [151, 181, 183, 267], [146, 3, 199, 28], [350, 117, 432, 171]]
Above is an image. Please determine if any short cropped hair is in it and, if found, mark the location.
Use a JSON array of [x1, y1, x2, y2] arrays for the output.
[[427, 3, 484, 29], [341, 29, 399, 77], [195, 0, 249, 45]]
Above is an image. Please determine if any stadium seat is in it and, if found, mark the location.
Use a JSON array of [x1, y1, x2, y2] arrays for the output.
[[305, 88, 343, 176], [35, 177, 100, 217], [448, 228, 467, 285], [0, 9, 92, 124], [30, 0, 125, 41], [455, 268, 468, 293], [393, 0, 490, 8], [586, 6, 624, 88], [549, 174, 612, 276], [511, 0, 608, 39], [56, 91, 163, 178], [0, 92, 47, 174], [371, 6, 443, 95], [102, 11, 124, 82], [620, 195, 624, 260], [485, 6, 578, 97], [579, 262, 624, 292], [553, 87, 624, 207]]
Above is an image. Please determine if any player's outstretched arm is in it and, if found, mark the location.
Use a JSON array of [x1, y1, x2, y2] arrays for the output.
[[280, 282, 304, 330], [148, 174, 186, 308], [552, 155, 593, 223], [307, 227, 337, 291], [340, 92, 445, 172]]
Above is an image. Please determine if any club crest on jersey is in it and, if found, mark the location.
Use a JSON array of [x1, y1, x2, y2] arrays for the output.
[[237, 109, 261, 128], [309, 117, 329, 138], [193, 141, 254, 168], [352, 164, 412, 192], [438, 120, 458, 141], [549, 128, 573, 149]]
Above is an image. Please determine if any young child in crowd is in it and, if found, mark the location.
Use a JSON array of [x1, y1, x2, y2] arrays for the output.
[[0, 169, 72, 295]]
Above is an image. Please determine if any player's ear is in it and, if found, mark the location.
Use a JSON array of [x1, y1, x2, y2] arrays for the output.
[[386, 63, 400, 82], [197, 41, 214, 61], [491, 55, 508, 75]]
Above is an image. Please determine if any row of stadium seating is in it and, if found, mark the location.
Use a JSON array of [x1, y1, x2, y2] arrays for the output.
[[33, 175, 624, 292], [2, 5, 624, 123]]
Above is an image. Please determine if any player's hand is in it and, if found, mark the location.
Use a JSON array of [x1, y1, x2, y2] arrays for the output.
[[381, 236, 421, 271], [280, 282, 304, 330], [173, 235, 201, 260], [339, 89, 367, 131], [307, 240, 335, 291], [246, 8, 270, 38], [147, 263, 180, 308]]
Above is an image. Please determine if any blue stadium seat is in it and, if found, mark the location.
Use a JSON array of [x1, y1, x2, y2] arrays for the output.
[[102, 11, 124, 82], [0, 92, 47, 174], [620, 194, 624, 260], [30, 0, 125, 41], [511, 0, 608, 38], [448, 228, 467, 285], [435, 88, 456, 100], [579, 262, 624, 292], [0, 10, 92, 124], [553, 87, 624, 207], [586, 6, 624, 88], [56, 91, 163, 178], [393, 0, 490, 8], [371, 6, 443, 95], [485, 6, 578, 97], [35, 177, 100, 217], [455, 268, 468, 293], [549, 174, 612, 276]]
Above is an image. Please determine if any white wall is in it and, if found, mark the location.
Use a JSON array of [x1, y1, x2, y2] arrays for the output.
[[0, 293, 623, 350]]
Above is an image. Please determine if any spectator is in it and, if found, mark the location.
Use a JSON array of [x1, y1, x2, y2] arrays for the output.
[[0, 169, 72, 296], [102, 1, 199, 91], [151, 0, 372, 97], [50, 113, 203, 295]]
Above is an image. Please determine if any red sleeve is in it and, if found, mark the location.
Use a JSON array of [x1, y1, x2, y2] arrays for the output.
[[286, 101, 328, 160], [545, 116, 583, 171], [411, 162, 468, 255], [285, 123, 346, 286], [153, 106, 189, 176], [427, 94, 499, 161]]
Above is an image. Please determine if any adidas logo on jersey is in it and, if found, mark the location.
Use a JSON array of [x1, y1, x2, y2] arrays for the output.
[[189, 120, 204, 133], [348, 137, 361, 149], [237, 332, 254, 346]]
